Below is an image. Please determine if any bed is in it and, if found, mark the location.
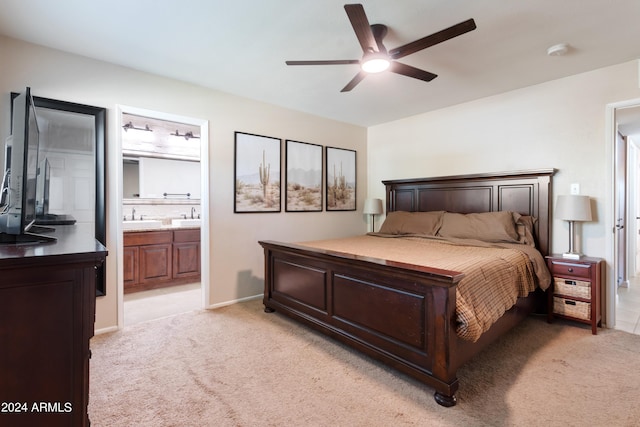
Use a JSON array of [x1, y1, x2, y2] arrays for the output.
[[259, 169, 555, 406]]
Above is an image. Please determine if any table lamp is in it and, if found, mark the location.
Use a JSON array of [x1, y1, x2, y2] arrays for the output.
[[555, 195, 592, 260], [363, 198, 383, 232]]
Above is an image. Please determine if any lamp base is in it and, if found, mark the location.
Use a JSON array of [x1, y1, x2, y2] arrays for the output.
[[562, 252, 582, 260]]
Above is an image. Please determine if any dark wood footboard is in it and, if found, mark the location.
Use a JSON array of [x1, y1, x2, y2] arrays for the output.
[[260, 239, 540, 406], [260, 239, 467, 405], [260, 169, 554, 406]]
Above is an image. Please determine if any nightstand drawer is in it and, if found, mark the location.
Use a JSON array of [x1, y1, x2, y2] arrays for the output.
[[553, 277, 591, 299], [554, 296, 591, 321], [547, 260, 591, 279]]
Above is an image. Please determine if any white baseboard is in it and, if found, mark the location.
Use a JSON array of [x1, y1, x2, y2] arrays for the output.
[[94, 325, 119, 335], [206, 294, 262, 310]]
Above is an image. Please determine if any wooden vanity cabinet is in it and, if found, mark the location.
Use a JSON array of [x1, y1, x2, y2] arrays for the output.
[[123, 245, 139, 288], [173, 228, 201, 280], [123, 228, 200, 293]]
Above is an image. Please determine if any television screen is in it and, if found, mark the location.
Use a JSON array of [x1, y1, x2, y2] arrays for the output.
[[0, 87, 55, 243], [35, 157, 50, 217], [0, 142, 9, 207], [24, 93, 39, 231]]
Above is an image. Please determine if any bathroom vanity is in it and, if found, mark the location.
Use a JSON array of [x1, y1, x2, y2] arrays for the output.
[[123, 226, 200, 293]]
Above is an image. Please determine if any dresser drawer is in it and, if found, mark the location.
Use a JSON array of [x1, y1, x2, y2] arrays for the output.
[[553, 296, 591, 321], [548, 260, 591, 279], [553, 277, 591, 299]]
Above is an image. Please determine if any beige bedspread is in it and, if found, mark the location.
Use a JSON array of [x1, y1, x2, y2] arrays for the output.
[[297, 234, 550, 342]]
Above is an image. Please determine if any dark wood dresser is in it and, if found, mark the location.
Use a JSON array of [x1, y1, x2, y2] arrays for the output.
[[0, 226, 107, 427]]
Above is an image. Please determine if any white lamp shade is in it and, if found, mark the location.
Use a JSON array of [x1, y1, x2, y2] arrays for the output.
[[555, 195, 592, 222], [363, 198, 383, 215]]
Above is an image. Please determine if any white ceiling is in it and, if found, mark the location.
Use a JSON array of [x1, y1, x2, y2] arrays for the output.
[[1, 0, 640, 127]]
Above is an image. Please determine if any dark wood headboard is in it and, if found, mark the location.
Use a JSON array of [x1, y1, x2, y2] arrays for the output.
[[382, 169, 556, 256]]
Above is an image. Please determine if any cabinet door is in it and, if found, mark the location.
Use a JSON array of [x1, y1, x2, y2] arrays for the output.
[[0, 264, 96, 427], [123, 246, 139, 289], [173, 241, 200, 279], [139, 244, 172, 283]]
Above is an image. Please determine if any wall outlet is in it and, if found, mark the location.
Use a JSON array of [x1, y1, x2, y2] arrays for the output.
[[570, 183, 580, 195]]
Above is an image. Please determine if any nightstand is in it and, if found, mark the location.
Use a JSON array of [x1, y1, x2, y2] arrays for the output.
[[545, 255, 603, 334]]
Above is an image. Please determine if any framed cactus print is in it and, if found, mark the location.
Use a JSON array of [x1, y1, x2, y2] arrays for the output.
[[234, 132, 281, 213], [325, 147, 356, 211], [285, 140, 323, 212]]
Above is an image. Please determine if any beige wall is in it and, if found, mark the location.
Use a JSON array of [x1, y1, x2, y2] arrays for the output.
[[4, 33, 640, 331], [0, 36, 368, 331], [368, 60, 640, 325]]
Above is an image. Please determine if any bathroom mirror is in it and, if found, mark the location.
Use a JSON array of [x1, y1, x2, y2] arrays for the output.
[[11, 93, 107, 295], [123, 156, 200, 200], [122, 113, 201, 204]]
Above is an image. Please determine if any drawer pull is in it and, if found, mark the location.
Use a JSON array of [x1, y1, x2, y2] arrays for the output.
[[565, 280, 577, 286], [568, 268, 574, 272], [565, 300, 577, 306]]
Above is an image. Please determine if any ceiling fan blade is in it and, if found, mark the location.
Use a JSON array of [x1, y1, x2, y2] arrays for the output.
[[389, 62, 437, 82], [344, 4, 379, 53], [286, 60, 360, 66], [341, 71, 367, 92], [389, 18, 476, 60]]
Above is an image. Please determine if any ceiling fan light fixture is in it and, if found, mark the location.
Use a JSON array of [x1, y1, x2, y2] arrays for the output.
[[285, 5, 476, 91], [361, 53, 390, 73]]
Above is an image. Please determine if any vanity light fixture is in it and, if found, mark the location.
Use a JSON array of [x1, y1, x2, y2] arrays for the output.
[[171, 130, 201, 140], [122, 121, 153, 132]]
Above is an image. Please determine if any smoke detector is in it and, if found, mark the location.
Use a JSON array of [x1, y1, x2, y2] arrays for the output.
[[547, 43, 570, 56]]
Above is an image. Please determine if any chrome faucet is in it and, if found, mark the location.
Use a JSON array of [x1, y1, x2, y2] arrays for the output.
[[191, 207, 197, 219], [131, 208, 136, 221]]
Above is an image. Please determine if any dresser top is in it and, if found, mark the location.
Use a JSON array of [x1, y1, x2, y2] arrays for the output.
[[0, 225, 107, 268]]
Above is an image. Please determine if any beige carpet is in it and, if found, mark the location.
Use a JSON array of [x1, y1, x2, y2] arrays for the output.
[[89, 299, 640, 426], [123, 283, 201, 326]]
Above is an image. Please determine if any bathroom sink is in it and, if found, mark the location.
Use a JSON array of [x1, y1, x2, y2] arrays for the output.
[[171, 219, 201, 227], [122, 220, 163, 230]]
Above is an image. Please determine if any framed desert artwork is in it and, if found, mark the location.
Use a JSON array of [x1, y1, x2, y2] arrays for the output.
[[285, 140, 323, 212], [325, 146, 356, 211], [234, 132, 281, 213]]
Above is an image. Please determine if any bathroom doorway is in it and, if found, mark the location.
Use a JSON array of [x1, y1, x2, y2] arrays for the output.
[[613, 103, 640, 335], [116, 105, 209, 328]]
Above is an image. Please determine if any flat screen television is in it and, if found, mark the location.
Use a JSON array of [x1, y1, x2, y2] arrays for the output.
[[32, 156, 76, 226], [35, 157, 50, 217], [0, 87, 55, 244]]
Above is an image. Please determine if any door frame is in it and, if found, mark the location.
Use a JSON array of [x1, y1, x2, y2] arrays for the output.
[[115, 105, 210, 328], [628, 138, 640, 278], [607, 97, 640, 329]]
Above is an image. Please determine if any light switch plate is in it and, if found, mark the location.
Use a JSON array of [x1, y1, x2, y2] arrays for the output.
[[570, 183, 580, 195]]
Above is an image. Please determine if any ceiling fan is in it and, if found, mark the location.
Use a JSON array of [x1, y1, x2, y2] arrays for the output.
[[285, 4, 476, 92]]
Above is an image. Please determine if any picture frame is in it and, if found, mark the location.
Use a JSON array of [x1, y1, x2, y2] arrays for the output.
[[325, 146, 356, 211], [234, 132, 281, 213], [285, 140, 323, 212]]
